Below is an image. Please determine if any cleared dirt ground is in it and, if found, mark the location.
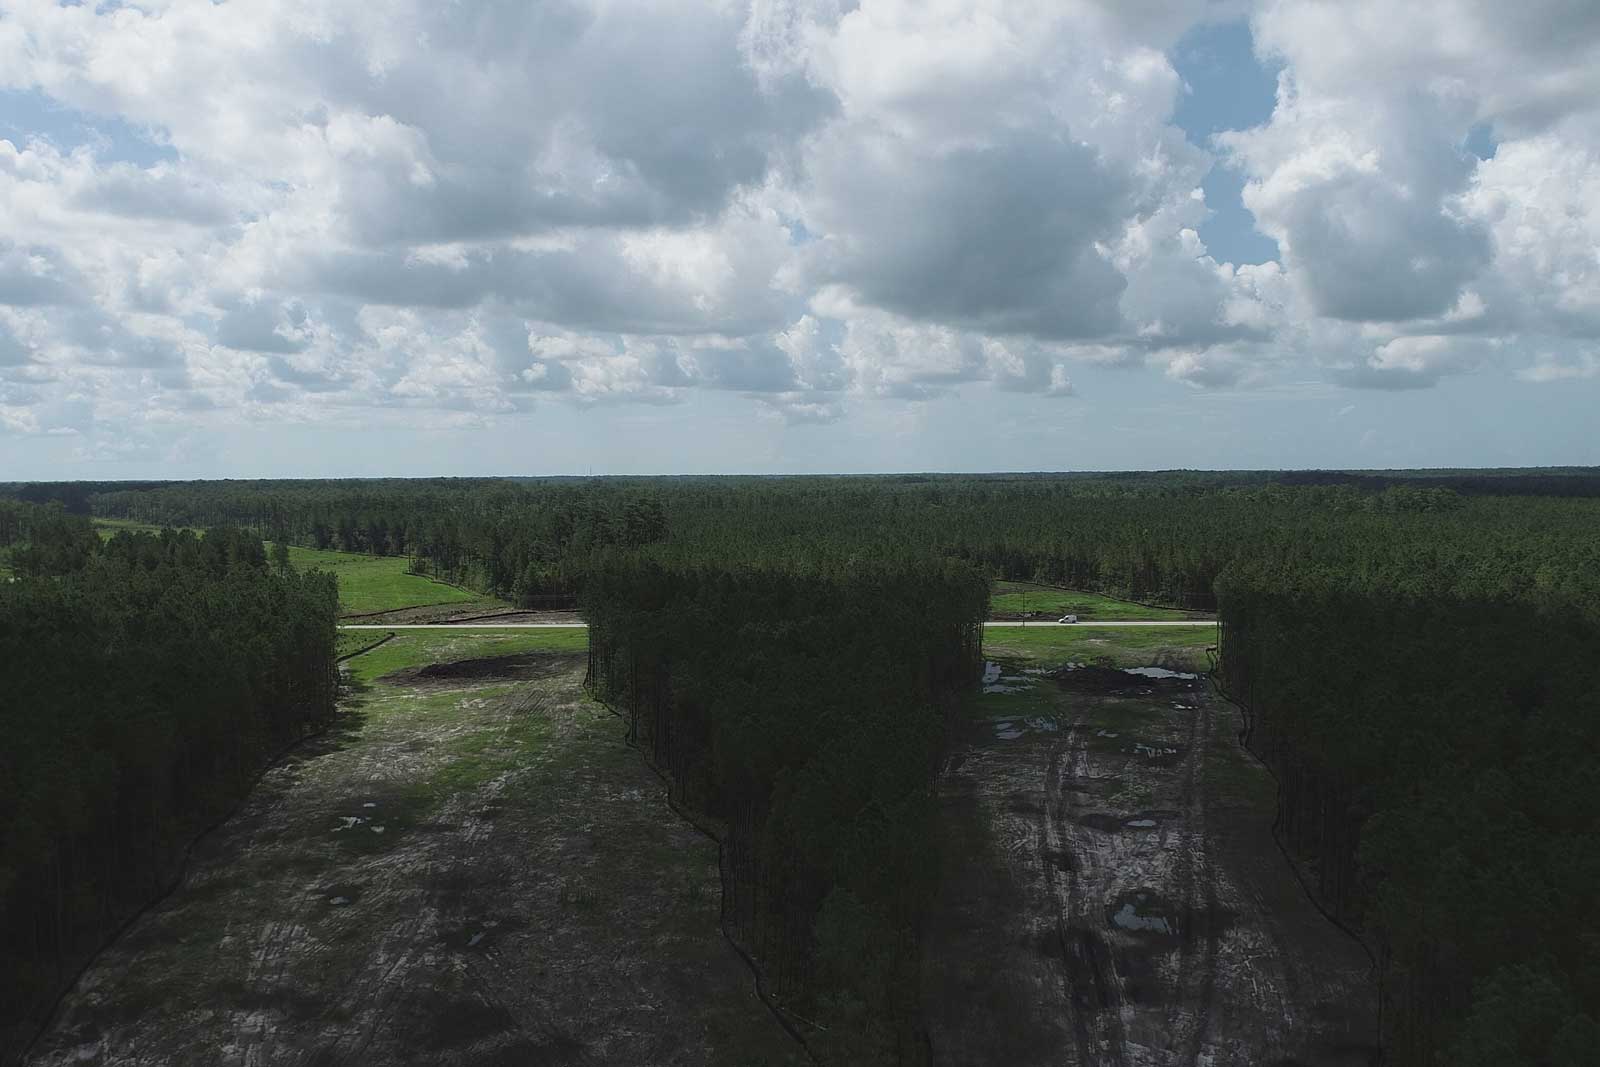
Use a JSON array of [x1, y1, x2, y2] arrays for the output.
[[922, 649, 1379, 1066], [28, 635, 801, 1067]]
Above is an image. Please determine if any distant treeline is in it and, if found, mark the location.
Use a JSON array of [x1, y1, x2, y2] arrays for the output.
[[0, 504, 339, 1061], [585, 556, 986, 1061], [33, 471, 1594, 609], [78, 479, 666, 603]]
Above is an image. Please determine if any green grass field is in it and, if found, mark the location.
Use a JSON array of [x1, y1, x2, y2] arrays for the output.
[[990, 581, 1206, 620], [91, 527, 483, 617], [983, 623, 1216, 672], [341, 628, 588, 685], [92, 517, 179, 539], [976, 624, 1217, 723], [277, 545, 485, 616]]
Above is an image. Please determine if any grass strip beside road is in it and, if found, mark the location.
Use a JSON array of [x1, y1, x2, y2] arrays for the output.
[[340, 627, 588, 685], [991, 581, 1209, 621], [984, 623, 1216, 672]]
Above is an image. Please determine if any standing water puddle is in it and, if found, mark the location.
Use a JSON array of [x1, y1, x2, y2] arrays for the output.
[[1107, 889, 1177, 936], [982, 660, 1031, 694], [1121, 667, 1198, 681], [993, 717, 1061, 740]]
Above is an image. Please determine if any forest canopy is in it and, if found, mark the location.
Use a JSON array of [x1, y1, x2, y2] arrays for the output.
[[3, 471, 1597, 1064], [0, 506, 340, 1057]]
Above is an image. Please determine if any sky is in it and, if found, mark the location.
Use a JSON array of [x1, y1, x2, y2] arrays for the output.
[[1, 1, 1597, 479]]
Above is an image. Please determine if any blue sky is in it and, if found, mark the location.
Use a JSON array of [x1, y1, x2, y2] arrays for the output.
[[1170, 20, 1281, 267], [0, 87, 175, 167], [1, 2, 1596, 478]]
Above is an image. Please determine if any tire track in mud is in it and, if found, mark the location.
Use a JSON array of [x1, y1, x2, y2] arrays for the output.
[[1041, 726, 1129, 1067], [1167, 690, 1221, 1065], [927, 657, 1380, 1067]]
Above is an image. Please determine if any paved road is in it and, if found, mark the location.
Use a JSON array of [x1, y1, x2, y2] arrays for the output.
[[340, 622, 588, 629], [983, 620, 1214, 628], [339, 620, 1216, 631]]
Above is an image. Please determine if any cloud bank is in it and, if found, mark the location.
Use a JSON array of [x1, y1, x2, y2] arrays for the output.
[[1, 0, 1597, 445]]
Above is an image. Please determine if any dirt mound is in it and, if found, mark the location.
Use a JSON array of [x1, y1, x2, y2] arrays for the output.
[[380, 651, 582, 687]]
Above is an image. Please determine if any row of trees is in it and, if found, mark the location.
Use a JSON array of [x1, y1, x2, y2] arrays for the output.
[[67, 473, 1580, 611], [84, 478, 666, 602], [0, 512, 339, 1062], [1217, 561, 1600, 1064], [0, 500, 101, 577], [585, 555, 987, 1062]]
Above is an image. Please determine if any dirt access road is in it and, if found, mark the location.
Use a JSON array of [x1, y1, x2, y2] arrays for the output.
[[922, 655, 1379, 1066], [27, 633, 802, 1067]]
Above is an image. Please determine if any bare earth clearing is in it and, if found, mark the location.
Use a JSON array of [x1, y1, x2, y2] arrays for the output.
[[923, 654, 1379, 1065], [28, 636, 800, 1067]]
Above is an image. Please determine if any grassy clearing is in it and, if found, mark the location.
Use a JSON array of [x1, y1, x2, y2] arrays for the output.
[[974, 625, 1215, 731], [92, 517, 179, 539], [341, 627, 587, 685], [990, 581, 1206, 620], [277, 544, 485, 616], [339, 630, 797, 1062], [983, 623, 1216, 672], [36, 609, 796, 1064], [90, 530, 487, 617], [428, 691, 556, 796]]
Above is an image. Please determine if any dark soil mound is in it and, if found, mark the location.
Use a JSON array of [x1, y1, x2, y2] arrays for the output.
[[381, 651, 582, 687]]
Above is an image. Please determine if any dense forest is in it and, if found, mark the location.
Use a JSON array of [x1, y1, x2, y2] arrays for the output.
[[0, 504, 340, 1058], [41, 471, 1568, 609], [585, 557, 986, 1061], [1217, 569, 1600, 1065], [4, 472, 1599, 1064], [75, 478, 666, 601]]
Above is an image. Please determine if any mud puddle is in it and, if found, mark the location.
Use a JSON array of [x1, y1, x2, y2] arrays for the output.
[[1051, 663, 1204, 694], [1106, 889, 1180, 938], [983, 660, 1034, 694], [1076, 810, 1180, 833], [1121, 666, 1199, 680], [993, 716, 1061, 740]]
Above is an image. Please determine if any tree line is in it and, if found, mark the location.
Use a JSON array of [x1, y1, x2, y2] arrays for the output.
[[585, 554, 987, 1062], [1217, 561, 1599, 1064], [0, 507, 339, 1062], [46, 471, 1574, 611], [79, 478, 666, 603]]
